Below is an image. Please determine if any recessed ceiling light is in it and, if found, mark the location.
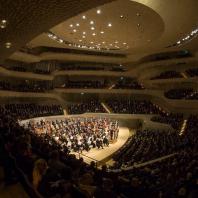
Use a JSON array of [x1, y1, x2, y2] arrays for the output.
[[59, 39, 63, 43], [5, 42, 12, 48], [97, 9, 101, 14], [68, 44, 72, 46], [115, 41, 118, 44], [0, 25, 6, 28], [79, 39, 82, 42], [120, 15, 124, 18], [69, 24, 73, 27], [102, 41, 105, 44], [100, 31, 104, 34], [90, 41, 94, 44], [82, 35, 86, 38], [90, 21, 94, 25], [2, 19, 7, 23], [92, 33, 96, 36], [83, 32, 86, 35], [0, 19, 7, 28], [108, 23, 112, 27], [91, 27, 95, 30], [123, 42, 127, 45], [73, 29, 77, 32], [76, 23, 80, 26], [82, 15, 86, 19]]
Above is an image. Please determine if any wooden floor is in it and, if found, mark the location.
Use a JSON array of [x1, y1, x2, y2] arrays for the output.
[[0, 167, 29, 198], [72, 127, 130, 164]]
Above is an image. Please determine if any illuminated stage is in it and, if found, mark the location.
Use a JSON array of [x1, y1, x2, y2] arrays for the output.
[[72, 127, 131, 165]]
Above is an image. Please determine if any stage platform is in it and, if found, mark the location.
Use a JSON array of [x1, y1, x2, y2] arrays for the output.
[[72, 127, 131, 165]]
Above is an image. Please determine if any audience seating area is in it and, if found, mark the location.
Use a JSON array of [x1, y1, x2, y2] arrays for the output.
[[164, 89, 198, 100], [0, 103, 63, 119], [109, 115, 198, 197], [112, 129, 181, 168], [3, 62, 127, 74], [118, 148, 198, 198], [151, 113, 183, 130], [67, 100, 106, 114], [186, 68, 198, 77], [0, 102, 198, 197], [0, 80, 53, 92], [150, 70, 183, 80], [106, 99, 161, 114], [113, 78, 144, 90], [58, 80, 107, 89]]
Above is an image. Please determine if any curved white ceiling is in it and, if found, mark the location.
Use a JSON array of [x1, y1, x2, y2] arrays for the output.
[[49, 0, 164, 52], [10, 0, 198, 63]]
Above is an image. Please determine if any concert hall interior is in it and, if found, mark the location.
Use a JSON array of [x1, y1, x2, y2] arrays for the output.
[[0, 0, 198, 198]]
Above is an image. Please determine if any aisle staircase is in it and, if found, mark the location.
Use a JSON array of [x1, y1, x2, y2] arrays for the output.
[[101, 102, 112, 113], [179, 119, 187, 135], [108, 84, 115, 89], [181, 72, 188, 79]]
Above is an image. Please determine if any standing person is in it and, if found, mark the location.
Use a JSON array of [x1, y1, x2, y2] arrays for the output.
[[96, 138, 101, 149], [110, 129, 114, 140], [103, 136, 109, 147], [32, 159, 48, 189]]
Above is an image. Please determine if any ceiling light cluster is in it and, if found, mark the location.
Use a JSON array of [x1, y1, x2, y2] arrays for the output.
[[49, 8, 131, 51], [168, 27, 198, 48], [0, 19, 7, 29], [5, 42, 12, 48]]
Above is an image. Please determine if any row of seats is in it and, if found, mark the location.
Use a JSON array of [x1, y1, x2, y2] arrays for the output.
[[0, 80, 53, 92], [106, 99, 161, 114], [151, 70, 183, 80], [113, 78, 144, 89], [4, 63, 126, 74], [0, 103, 63, 119], [68, 100, 106, 114], [59, 80, 107, 89], [164, 88, 196, 99]]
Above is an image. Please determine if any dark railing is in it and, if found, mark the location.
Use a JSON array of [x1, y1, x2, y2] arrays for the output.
[[76, 151, 99, 167], [9, 154, 43, 198]]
